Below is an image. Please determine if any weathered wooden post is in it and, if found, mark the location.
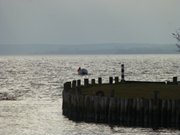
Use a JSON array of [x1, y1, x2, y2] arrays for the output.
[[177, 100, 180, 129], [131, 98, 136, 126], [136, 98, 140, 126], [154, 91, 159, 100], [115, 76, 119, 84], [98, 77, 102, 85], [139, 99, 144, 127], [63, 81, 71, 116], [91, 79, 96, 85], [84, 79, 89, 87], [167, 100, 171, 128], [109, 77, 113, 84], [76, 80, 81, 94], [121, 64, 125, 81], [153, 90, 160, 129], [148, 99, 153, 127], [143, 99, 149, 128], [77, 80, 81, 87], [173, 77, 178, 84], [124, 98, 128, 126], [109, 77, 114, 97], [110, 89, 114, 97], [171, 100, 176, 128], [175, 100, 179, 129], [72, 80, 76, 89], [64, 82, 71, 91]]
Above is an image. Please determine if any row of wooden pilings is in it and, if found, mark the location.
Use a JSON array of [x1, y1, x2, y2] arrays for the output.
[[62, 79, 180, 130], [66, 76, 178, 89]]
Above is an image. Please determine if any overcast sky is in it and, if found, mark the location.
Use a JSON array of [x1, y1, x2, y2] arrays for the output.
[[0, 0, 180, 45]]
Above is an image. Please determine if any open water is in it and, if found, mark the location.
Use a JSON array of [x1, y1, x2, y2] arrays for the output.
[[0, 55, 180, 135]]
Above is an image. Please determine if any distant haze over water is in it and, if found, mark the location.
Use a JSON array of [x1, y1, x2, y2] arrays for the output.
[[0, 43, 178, 55]]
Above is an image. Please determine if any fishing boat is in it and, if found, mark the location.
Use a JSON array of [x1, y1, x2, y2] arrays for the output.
[[77, 67, 88, 75]]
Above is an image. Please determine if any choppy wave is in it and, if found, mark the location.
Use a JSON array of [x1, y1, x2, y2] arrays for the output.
[[0, 55, 180, 135]]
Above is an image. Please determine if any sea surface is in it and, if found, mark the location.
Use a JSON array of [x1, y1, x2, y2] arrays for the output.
[[0, 54, 180, 135]]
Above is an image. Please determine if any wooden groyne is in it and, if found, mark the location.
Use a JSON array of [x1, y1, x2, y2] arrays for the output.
[[62, 76, 180, 130], [62, 65, 180, 129]]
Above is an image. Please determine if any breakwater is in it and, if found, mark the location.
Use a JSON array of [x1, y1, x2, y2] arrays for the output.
[[62, 77, 180, 129]]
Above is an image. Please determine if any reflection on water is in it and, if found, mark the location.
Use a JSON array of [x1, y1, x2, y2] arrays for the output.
[[0, 55, 180, 135]]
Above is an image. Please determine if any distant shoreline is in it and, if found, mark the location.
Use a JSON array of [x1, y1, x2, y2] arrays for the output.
[[0, 43, 179, 55]]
